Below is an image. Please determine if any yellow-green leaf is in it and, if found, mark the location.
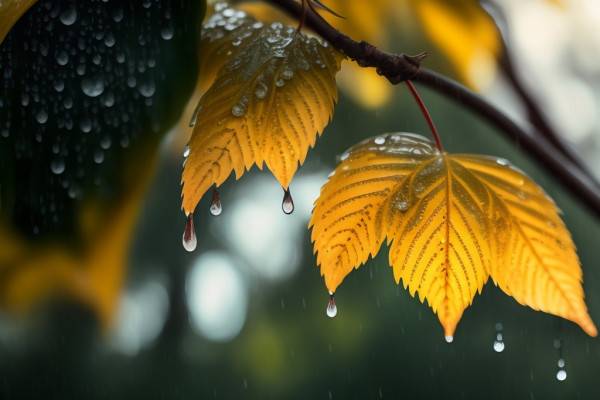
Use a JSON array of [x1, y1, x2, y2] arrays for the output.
[[181, 4, 343, 216], [310, 133, 596, 338], [0, 0, 37, 44]]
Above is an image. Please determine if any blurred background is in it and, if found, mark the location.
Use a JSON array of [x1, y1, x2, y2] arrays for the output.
[[1, 0, 600, 398]]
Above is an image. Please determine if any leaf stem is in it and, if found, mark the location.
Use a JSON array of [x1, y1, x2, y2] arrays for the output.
[[405, 80, 443, 151]]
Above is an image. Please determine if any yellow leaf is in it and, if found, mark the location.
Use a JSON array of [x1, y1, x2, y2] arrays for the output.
[[412, 0, 500, 89], [336, 63, 392, 109], [0, 0, 37, 44], [181, 5, 343, 216], [238, 0, 394, 108], [310, 133, 596, 338]]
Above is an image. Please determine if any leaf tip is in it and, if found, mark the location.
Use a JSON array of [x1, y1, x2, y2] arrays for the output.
[[577, 314, 598, 337]]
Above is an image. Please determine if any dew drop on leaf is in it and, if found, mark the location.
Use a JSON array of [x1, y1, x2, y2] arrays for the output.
[[55, 50, 69, 66], [231, 103, 245, 117], [209, 189, 222, 216], [81, 76, 105, 97], [182, 213, 197, 252], [59, 7, 78, 26], [254, 82, 268, 99], [161, 26, 174, 40], [282, 188, 294, 215], [93, 150, 104, 164], [35, 109, 48, 124], [189, 103, 202, 127], [138, 80, 156, 98], [556, 369, 567, 381], [50, 159, 65, 175]]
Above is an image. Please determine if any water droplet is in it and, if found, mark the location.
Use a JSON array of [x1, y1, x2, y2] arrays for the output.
[[55, 50, 69, 66], [374, 136, 385, 145], [100, 136, 112, 150], [281, 68, 293, 80], [60, 7, 78, 26], [397, 200, 409, 212], [79, 117, 92, 133], [161, 26, 174, 40], [210, 189, 222, 216], [53, 79, 65, 92], [282, 188, 294, 215], [493, 321, 505, 352], [50, 159, 65, 175], [557, 358, 565, 368], [112, 7, 124, 22], [556, 369, 567, 381], [93, 150, 104, 164], [445, 335, 454, 343], [104, 33, 116, 47], [496, 158, 510, 167], [231, 103, 245, 117], [35, 109, 48, 124], [183, 145, 190, 158], [138, 81, 156, 98], [254, 82, 268, 99], [326, 294, 337, 318], [493, 340, 505, 353], [182, 214, 197, 252], [190, 103, 202, 127], [81, 76, 105, 97], [102, 92, 115, 107]]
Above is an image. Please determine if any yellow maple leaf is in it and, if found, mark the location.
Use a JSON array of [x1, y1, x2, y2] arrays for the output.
[[310, 133, 597, 338], [181, 4, 343, 216], [237, 0, 394, 108], [0, 0, 37, 44]]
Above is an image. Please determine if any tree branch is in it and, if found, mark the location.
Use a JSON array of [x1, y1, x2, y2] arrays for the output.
[[479, 0, 598, 185], [268, 0, 600, 218]]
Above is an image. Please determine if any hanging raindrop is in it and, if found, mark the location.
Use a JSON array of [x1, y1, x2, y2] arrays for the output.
[[444, 335, 454, 344], [493, 322, 505, 353], [554, 338, 567, 382], [326, 292, 337, 318], [282, 187, 294, 215], [210, 188, 222, 216], [182, 213, 197, 252]]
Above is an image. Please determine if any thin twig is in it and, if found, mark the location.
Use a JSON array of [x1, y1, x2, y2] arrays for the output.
[[267, 0, 600, 218], [499, 45, 595, 179]]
